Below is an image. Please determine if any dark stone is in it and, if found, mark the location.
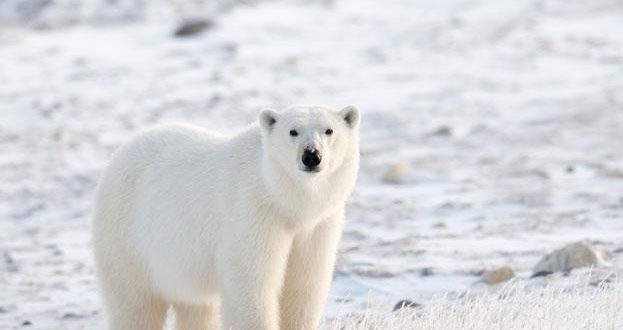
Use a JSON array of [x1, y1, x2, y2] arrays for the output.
[[174, 18, 214, 37], [470, 269, 485, 276], [3, 251, 19, 272], [531, 270, 553, 278], [21, 320, 32, 326], [393, 299, 421, 311], [420, 267, 434, 277], [590, 277, 614, 287], [430, 126, 452, 137]]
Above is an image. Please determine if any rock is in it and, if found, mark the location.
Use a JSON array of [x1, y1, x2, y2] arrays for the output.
[[420, 267, 434, 277], [530, 270, 552, 278], [590, 277, 614, 287], [354, 267, 395, 278], [470, 269, 485, 276], [393, 299, 421, 311], [533, 241, 603, 275], [61, 312, 81, 319], [174, 18, 214, 37], [482, 266, 515, 285], [430, 126, 452, 137], [2, 251, 18, 272], [382, 163, 410, 184]]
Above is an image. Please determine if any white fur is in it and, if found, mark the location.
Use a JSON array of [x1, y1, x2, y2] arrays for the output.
[[92, 104, 360, 330]]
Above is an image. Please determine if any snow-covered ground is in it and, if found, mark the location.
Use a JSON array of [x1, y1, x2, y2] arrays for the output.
[[1, 0, 623, 328]]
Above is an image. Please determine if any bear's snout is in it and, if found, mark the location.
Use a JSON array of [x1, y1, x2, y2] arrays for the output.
[[301, 147, 322, 171]]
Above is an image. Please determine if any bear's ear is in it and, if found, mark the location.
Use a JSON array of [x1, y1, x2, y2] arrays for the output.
[[338, 105, 360, 129], [259, 108, 279, 132]]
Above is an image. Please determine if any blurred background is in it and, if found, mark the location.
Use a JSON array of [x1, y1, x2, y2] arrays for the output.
[[1, 0, 623, 328]]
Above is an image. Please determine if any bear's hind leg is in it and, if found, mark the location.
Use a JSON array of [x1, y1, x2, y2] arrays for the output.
[[99, 270, 168, 330], [105, 287, 168, 330], [174, 302, 219, 330]]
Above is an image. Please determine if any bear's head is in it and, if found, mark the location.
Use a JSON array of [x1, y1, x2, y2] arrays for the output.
[[259, 104, 360, 181]]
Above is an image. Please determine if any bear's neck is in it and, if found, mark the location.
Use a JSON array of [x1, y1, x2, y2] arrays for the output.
[[260, 154, 357, 229]]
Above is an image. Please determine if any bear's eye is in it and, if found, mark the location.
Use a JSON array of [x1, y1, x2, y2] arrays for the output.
[[289, 129, 298, 137], [325, 128, 333, 135]]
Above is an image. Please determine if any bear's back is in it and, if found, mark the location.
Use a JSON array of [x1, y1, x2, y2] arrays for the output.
[[132, 123, 228, 159]]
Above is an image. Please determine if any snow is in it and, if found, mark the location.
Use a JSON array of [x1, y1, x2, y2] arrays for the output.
[[1, 0, 623, 328]]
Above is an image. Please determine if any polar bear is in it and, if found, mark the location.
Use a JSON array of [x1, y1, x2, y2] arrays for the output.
[[92, 104, 360, 330]]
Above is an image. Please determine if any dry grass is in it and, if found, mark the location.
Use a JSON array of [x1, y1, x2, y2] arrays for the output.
[[323, 279, 623, 330]]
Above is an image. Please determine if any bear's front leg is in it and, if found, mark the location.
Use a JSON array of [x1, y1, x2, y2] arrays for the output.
[[280, 211, 345, 330], [219, 217, 293, 330]]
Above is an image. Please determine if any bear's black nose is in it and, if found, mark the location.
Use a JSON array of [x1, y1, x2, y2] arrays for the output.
[[302, 148, 321, 169]]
